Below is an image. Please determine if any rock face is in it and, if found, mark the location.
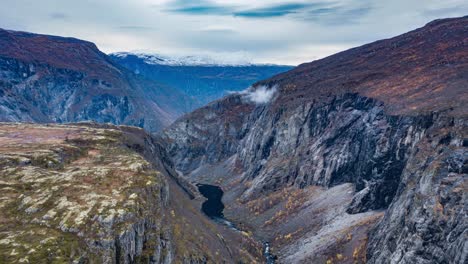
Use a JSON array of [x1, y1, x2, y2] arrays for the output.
[[0, 29, 193, 132], [0, 123, 261, 263], [367, 117, 467, 264], [163, 17, 467, 263], [110, 52, 293, 110]]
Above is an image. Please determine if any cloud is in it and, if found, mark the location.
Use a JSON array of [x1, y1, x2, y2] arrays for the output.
[[422, 5, 467, 18], [166, 0, 234, 15], [234, 3, 312, 18], [304, 6, 372, 25], [1, 0, 468, 65], [49, 12, 68, 20], [116, 26, 157, 32], [166, 1, 338, 19], [198, 26, 238, 35], [165, 0, 373, 26], [170, 5, 231, 15], [244, 85, 278, 104]]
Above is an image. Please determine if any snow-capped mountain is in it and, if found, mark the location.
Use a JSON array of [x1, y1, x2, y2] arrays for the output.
[[110, 52, 278, 67], [109, 52, 293, 108]]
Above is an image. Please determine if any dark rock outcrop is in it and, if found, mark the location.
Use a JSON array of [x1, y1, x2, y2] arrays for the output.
[[165, 94, 254, 173], [367, 117, 467, 264], [163, 16, 468, 263]]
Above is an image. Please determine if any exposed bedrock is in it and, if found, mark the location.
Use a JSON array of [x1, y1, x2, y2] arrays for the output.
[[237, 93, 434, 213], [367, 117, 467, 264], [163, 91, 467, 263], [166, 93, 436, 212]]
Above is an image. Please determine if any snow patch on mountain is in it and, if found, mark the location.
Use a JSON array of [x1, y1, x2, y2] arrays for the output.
[[110, 52, 278, 67]]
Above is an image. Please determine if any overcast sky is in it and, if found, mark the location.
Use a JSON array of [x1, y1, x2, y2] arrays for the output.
[[2, 0, 467, 65]]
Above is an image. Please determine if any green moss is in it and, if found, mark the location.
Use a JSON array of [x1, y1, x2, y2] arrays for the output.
[[1, 123, 235, 263], [0, 225, 86, 264]]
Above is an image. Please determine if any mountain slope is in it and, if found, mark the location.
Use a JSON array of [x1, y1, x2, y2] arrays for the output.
[[0, 29, 193, 132], [110, 52, 293, 110], [259, 17, 467, 117], [163, 16, 468, 263], [0, 123, 261, 263]]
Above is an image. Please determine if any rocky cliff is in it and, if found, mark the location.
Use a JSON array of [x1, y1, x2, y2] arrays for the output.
[[0, 29, 193, 132], [0, 123, 261, 263], [163, 16, 467, 263]]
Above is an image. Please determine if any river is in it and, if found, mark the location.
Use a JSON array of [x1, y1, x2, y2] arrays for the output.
[[197, 183, 275, 264]]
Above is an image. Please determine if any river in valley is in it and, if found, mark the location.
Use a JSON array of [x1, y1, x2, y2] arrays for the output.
[[197, 183, 275, 264]]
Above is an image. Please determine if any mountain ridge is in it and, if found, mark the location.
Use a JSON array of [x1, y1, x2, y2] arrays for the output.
[[163, 16, 467, 263], [111, 51, 292, 67], [254, 16, 467, 116], [0, 28, 195, 132], [0, 16, 466, 264]]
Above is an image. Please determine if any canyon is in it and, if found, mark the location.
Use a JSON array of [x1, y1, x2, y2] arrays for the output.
[[0, 16, 467, 264], [0, 123, 262, 263], [163, 17, 467, 263]]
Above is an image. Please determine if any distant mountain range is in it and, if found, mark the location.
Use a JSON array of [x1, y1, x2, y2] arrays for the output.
[[109, 52, 293, 109], [0, 29, 291, 131], [0, 28, 194, 132], [111, 52, 263, 67]]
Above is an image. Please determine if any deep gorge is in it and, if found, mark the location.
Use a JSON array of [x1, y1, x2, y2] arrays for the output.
[[197, 183, 277, 264]]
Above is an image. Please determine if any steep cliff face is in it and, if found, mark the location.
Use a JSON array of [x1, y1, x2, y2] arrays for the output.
[[236, 93, 433, 211], [0, 29, 193, 132], [0, 123, 261, 263], [163, 17, 467, 263], [367, 117, 467, 264], [165, 94, 255, 173]]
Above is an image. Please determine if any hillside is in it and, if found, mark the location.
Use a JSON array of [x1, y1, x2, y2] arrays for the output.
[[163, 16, 467, 263], [259, 17, 467, 117], [0, 29, 194, 132], [0, 123, 261, 263]]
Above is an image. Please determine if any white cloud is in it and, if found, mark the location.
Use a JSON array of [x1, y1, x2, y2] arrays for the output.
[[1, 0, 467, 65], [244, 85, 278, 104]]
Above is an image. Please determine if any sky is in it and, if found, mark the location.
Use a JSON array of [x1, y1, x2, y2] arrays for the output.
[[2, 0, 467, 65]]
